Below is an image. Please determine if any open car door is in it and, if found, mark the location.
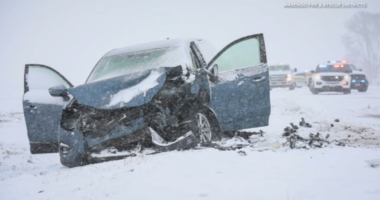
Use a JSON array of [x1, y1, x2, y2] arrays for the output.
[[23, 64, 73, 154], [206, 34, 270, 131]]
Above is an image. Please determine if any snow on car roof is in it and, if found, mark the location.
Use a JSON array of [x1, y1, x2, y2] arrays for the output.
[[105, 38, 194, 57]]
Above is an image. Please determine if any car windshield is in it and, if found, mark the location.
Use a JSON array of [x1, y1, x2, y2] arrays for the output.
[[269, 65, 290, 71], [87, 47, 186, 82], [295, 72, 305, 76], [346, 64, 357, 71], [316, 64, 352, 73]]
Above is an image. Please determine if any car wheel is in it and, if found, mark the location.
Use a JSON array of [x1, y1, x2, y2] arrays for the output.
[[191, 110, 221, 144], [343, 89, 351, 94], [289, 83, 295, 90], [310, 83, 319, 95]]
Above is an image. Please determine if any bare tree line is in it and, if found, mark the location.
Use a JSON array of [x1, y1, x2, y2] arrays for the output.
[[343, 11, 380, 85]]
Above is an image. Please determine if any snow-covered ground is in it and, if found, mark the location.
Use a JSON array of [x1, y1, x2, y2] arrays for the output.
[[1, 87, 379, 200]]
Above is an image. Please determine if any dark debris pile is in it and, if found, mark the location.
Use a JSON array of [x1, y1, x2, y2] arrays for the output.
[[283, 118, 345, 149]]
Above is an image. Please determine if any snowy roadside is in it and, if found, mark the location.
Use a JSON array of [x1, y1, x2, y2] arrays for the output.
[[1, 87, 380, 200]]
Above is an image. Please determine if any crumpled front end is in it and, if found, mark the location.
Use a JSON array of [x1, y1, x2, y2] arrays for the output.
[[58, 66, 202, 167]]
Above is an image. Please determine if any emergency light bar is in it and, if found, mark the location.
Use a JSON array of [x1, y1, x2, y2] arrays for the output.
[[327, 60, 347, 64]]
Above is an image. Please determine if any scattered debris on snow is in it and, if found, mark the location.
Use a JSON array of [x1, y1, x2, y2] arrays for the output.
[[365, 159, 380, 168]]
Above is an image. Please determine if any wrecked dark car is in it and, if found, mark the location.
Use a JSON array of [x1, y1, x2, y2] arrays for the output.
[[22, 34, 271, 167]]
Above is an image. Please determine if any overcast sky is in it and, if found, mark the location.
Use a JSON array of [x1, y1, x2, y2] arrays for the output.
[[0, 0, 379, 97]]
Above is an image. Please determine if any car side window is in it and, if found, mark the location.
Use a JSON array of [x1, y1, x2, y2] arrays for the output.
[[27, 66, 71, 91], [209, 38, 261, 72]]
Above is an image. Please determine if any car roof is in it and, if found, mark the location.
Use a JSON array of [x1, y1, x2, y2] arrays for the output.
[[104, 38, 194, 58], [318, 63, 352, 66]]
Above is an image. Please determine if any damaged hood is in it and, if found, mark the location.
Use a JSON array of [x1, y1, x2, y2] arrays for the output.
[[68, 68, 167, 109]]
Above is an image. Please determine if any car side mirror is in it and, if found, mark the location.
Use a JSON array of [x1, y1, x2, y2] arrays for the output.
[[294, 68, 297, 72], [49, 85, 70, 101]]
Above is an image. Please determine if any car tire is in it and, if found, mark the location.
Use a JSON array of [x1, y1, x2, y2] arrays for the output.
[[308, 80, 313, 91], [289, 83, 295, 90], [343, 89, 351, 94], [190, 109, 221, 145], [310, 83, 319, 95]]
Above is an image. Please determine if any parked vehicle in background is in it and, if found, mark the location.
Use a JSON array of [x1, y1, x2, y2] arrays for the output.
[[294, 72, 307, 88], [269, 64, 297, 90], [305, 71, 314, 86], [22, 34, 271, 167], [309, 63, 351, 94], [337, 61, 369, 92], [307, 60, 369, 93]]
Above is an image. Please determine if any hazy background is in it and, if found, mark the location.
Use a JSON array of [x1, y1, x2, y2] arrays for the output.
[[1, 0, 379, 97]]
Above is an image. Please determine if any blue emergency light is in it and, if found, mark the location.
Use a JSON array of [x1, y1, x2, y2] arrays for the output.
[[327, 60, 348, 64]]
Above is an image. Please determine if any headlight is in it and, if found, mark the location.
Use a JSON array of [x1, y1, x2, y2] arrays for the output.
[[286, 74, 292, 81], [314, 74, 321, 80]]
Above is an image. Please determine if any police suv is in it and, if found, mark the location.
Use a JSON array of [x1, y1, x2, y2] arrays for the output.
[[343, 61, 369, 92], [309, 61, 352, 94], [308, 60, 369, 94], [269, 64, 297, 90]]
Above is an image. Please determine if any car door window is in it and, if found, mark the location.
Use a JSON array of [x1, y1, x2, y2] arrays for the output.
[[209, 38, 261, 72], [27, 66, 71, 91]]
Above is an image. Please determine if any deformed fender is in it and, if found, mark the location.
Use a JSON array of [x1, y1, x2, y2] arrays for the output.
[[59, 128, 88, 167]]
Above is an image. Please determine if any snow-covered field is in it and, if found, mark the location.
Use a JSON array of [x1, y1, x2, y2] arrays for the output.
[[1, 87, 379, 200]]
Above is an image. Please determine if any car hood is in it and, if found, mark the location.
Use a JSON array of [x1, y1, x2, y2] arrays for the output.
[[269, 71, 292, 75], [317, 72, 348, 76], [351, 70, 366, 75], [68, 68, 168, 110]]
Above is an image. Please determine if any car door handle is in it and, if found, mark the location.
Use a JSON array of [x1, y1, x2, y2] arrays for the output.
[[252, 76, 266, 83], [28, 105, 38, 110]]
